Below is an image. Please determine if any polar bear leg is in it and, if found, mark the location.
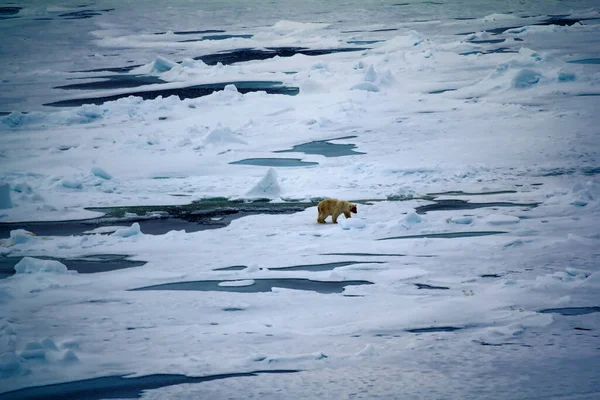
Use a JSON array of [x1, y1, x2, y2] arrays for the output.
[[332, 212, 341, 223]]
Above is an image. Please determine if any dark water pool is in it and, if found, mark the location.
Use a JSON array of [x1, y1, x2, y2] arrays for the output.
[[538, 307, 600, 316], [71, 47, 370, 74], [457, 15, 593, 36], [196, 47, 368, 66], [269, 261, 385, 272], [0, 370, 299, 400], [55, 75, 166, 91], [57, 8, 113, 20], [568, 58, 600, 65], [426, 190, 517, 196], [155, 29, 226, 35], [131, 278, 374, 294], [347, 40, 383, 45], [45, 81, 299, 107], [213, 265, 248, 271], [1, 198, 314, 237], [428, 88, 457, 94], [467, 39, 505, 44], [460, 47, 517, 56], [377, 231, 506, 241], [0, 6, 21, 15], [322, 252, 435, 257], [406, 326, 464, 333], [0, 254, 145, 279], [274, 136, 365, 158], [415, 199, 538, 214], [214, 261, 384, 272], [414, 283, 449, 290], [179, 34, 253, 42], [229, 158, 318, 167]]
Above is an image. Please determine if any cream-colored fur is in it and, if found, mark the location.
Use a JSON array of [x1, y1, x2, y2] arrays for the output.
[[317, 198, 357, 224]]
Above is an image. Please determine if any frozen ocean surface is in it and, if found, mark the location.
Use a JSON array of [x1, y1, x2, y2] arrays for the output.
[[0, 0, 599, 399]]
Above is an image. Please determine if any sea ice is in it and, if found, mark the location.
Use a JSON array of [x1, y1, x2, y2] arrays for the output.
[[447, 216, 474, 225], [484, 214, 520, 225], [218, 280, 255, 287], [62, 350, 79, 362], [110, 223, 143, 238], [40, 338, 58, 351], [404, 211, 424, 225], [0, 2, 599, 398], [143, 56, 178, 74], [0, 288, 12, 303], [246, 168, 281, 198], [299, 78, 326, 94], [60, 180, 83, 190], [350, 82, 380, 92], [83, 226, 129, 235], [364, 65, 377, 82], [14, 257, 69, 274], [339, 218, 366, 230], [91, 167, 112, 180], [2, 229, 36, 247], [512, 68, 542, 89], [259, 351, 328, 364], [203, 125, 247, 146]]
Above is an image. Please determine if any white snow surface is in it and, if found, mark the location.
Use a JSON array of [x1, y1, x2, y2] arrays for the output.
[[0, 1, 599, 398]]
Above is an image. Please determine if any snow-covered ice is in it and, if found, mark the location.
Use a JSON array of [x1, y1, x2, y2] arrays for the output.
[[0, 0, 599, 398], [110, 223, 143, 238], [13, 257, 70, 275], [338, 218, 365, 230], [246, 168, 282, 198], [218, 280, 256, 287]]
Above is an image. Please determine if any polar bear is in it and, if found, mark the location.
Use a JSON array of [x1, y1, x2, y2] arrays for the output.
[[317, 198, 357, 224]]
